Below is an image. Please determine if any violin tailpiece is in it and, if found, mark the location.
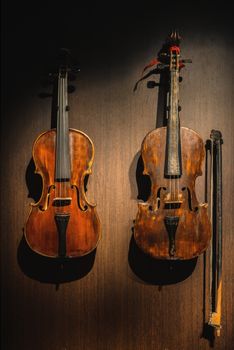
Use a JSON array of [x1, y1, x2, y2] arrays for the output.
[[54, 213, 70, 257], [164, 216, 179, 257]]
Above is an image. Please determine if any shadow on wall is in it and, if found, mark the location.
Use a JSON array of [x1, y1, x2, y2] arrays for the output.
[[128, 233, 197, 285], [17, 235, 97, 285]]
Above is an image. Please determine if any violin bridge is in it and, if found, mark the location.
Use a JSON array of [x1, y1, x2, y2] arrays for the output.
[[53, 197, 72, 207], [164, 200, 182, 209]]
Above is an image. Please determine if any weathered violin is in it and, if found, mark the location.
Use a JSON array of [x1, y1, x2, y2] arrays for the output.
[[25, 49, 100, 258], [134, 32, 211, 260]]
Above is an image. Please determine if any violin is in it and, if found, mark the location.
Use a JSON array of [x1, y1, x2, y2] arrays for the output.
[[25, 49, 100, 258], [134, 32, 211, 259]]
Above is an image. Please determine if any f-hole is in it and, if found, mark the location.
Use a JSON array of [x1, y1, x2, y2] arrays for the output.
[[158, 187, 167, 209], [148, 187, 166, 211], [182, 187, 198, 212], [72, 185, 88, 211], [39, 185, 55, 211]]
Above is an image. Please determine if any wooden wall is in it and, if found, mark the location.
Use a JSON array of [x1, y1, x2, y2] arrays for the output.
[[1, 2, 234, 349]]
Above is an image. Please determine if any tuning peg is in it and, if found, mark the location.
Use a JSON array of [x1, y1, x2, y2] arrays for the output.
[[157, 63, 169, 69], [48, 72, 57, 80], [72, 64, 80, 73], [147, 81, 157, 88], [169, 30, 181, 44]]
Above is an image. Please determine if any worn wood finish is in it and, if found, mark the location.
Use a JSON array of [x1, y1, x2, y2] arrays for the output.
[[134, 127, 211, 259], [25, 129, 100, 257]]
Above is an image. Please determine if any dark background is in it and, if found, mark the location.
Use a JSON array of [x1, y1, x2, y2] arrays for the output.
[[1, 1, 234, 349]]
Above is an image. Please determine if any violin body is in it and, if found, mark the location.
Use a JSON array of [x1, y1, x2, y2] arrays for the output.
[[25, 128, 100, 258], [134, 126, 211, 259]]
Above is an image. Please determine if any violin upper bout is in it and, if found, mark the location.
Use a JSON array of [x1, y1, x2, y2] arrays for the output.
[[69, 129, 97, 210], [181, 127, 205, 178]]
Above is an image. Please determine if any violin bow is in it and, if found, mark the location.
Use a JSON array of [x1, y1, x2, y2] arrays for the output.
[[208, 130, 223, 336]]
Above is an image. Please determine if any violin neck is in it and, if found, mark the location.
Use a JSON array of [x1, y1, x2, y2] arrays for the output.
[[55, 70, 71, 181], [164, 65, 182, 177]]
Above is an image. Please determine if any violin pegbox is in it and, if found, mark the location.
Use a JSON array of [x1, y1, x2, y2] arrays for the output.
[[158, 31, 192, 71]]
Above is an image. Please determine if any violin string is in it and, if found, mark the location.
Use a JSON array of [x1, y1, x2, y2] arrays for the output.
[[178, 176, 179, 202], [67, 72, 69, 202], [55, 74, 58, 203], [58, 74, 60, 204], [170, 173, 173, 215], [63, 74, 65, 204], [59, 72, 61, 203], [174, 176, 176, 214], [171, 175, 173, 214], [64, 73, 67, 205], [174, 176, 175, 215], [63, 73, 65, 203], [172, 176, 174, 203], [56, 72, 60, 205], [177, 177, 179, 214], [169, 175, 171, 211], [60, 72, 63, 204]]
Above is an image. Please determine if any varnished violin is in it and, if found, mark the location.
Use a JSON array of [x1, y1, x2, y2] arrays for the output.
[[25, 50, 100, 258], [134, 32, 211, 260]]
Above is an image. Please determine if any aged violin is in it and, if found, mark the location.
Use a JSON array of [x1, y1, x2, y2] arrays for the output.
[[25, 49, 100, 258], [134, 32, 211, 260]]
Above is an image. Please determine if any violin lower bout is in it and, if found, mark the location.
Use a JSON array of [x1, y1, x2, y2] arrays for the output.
[[134, 203, 210, 259], [25, 187, 100, 258]]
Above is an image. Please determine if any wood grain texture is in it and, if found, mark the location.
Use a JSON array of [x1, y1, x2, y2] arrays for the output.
[[134, 127, 211, 259], [1, 3, 234, 350], [25, 129, 100, 257]]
